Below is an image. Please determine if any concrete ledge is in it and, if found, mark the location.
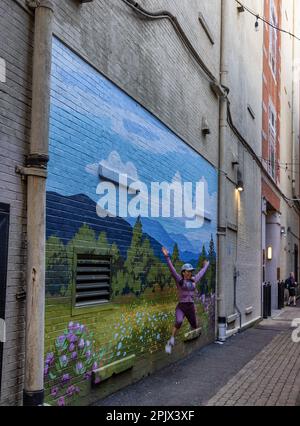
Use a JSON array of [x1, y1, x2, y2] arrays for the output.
[[227, 313, 238, 324], [184, 327, 202, 342], [225, 316, 262, 338], [245, 306, 253, 315], [92, 355, 136, 384]]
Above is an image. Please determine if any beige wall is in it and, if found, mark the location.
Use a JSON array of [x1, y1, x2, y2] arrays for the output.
[[222, 0, 264, 330]]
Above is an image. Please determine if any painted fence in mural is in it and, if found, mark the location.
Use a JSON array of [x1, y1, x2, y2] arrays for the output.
[[44, 37, 218, 406]]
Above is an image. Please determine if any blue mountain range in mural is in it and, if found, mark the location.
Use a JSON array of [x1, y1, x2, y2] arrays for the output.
[[46, 192, 199, 264]]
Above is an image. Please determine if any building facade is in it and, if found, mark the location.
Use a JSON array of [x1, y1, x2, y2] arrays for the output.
[[0, 0, 299, 406], [261, 0, 300, 310]]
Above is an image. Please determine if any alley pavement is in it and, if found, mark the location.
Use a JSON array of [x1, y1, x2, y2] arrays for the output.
[[94, 301, 300, 407]]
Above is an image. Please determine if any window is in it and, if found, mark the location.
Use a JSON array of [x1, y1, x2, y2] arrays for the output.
[[268, 102, 276, 180], [75, 254, 111, 307], [269, 0, 278, 78]]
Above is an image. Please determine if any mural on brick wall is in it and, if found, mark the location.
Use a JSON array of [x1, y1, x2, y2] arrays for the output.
[[44, 38, 218, 406]]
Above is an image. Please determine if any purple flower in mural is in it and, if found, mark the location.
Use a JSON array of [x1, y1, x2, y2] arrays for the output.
[[94, 377, 101, 385], [61, 373, 70, 384], [80, 325, 85, 332], [92, 362, 98, 371], [75, 362, 84, 375], [45, 352, 54, 366], [56, 335, 66, 349], [57, 396, 65, 406], [84, 371, 92, 381], [67, 385, 76, 397], [86, 350, 91, 359], [75, 386, 80, 394], [59, 355, 68, 368], [68, 321, 74, 330], [78, 338, 85, 349], [71, 351, 78, 361], [51, 387, 59, 398], [67, 332, 77, 344], [69, 343, 75, 353], [85, 340, 91, 347]]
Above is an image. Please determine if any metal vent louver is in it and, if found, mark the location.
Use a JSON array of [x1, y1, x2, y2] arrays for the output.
[[75, 254, 111, 307]]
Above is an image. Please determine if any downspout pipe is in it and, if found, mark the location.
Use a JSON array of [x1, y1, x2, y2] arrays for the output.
[[217, 0, 230, 341], [23, 0, 54, 406], [233, 267, 242, 332]]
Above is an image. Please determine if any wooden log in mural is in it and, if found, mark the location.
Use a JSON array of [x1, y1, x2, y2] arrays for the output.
[[184, 327, 202, 342], [92, 355, 136, 385]]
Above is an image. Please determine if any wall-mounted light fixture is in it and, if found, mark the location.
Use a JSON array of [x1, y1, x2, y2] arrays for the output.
[[236, 169, 244, 192], [267, 246, 273, 260], [255, 16, 259, 32], [201, 117, 211, 135], [281, 227, 286, 236]]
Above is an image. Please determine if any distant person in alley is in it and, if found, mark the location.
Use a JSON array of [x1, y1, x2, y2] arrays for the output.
[[285, 272, 297, 307], [162, 246, 209, 354]]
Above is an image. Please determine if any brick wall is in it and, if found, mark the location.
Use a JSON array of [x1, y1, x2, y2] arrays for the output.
[[0, 0, 33, 406]]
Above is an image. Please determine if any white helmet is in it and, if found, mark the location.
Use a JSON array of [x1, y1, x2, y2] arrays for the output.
[[181, 263, 195, 272]]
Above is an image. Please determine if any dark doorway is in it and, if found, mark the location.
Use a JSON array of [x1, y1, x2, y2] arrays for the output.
[[294, 244, 298, 283], [0, 203, 9, 395]]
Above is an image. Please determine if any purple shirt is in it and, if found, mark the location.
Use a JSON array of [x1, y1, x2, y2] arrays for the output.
[[165, 256, 210, 303]]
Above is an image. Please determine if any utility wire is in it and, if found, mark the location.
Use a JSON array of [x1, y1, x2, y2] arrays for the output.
[[235, 0, 300, 41]]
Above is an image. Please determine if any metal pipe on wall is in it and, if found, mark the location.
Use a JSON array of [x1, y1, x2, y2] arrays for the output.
[[22, 0, 53, 406], [217, 0, 230, 341]]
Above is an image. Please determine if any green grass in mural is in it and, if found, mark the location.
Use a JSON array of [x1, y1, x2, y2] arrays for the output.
[[44, 220, 216, 405], [44, 292, 214, 406]]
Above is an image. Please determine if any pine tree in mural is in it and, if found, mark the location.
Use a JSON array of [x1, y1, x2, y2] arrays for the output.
[[97, 231, 110, 254], [67, 223, 97, 255], [46, 236, 70, 296], [171, 243, 183, 274], [147, 259, 171, 292], [124, 216, 144, 296], [208, 235, 216, 293], [110, 242, 123, 270], [197, 244, 208, 295], [140, 238, 155, 292], [110, 242, 126, 297]]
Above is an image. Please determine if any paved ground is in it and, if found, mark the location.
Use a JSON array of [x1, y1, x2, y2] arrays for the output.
[[94, 299, 300, 406], [207, 303, 300, 406]]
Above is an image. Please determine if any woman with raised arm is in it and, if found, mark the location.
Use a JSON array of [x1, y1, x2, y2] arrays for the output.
[[162, 246, 209, 354]]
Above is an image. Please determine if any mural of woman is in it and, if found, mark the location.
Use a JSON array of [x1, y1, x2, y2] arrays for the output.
[[162, 246, 210, 354]]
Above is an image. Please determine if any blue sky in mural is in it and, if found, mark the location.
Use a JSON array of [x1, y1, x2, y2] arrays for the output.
[[47, 37, 218, 255]]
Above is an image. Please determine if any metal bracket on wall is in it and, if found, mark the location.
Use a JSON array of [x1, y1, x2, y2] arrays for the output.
[[15, 166, 48, 180], [217, 227, 227, 236]]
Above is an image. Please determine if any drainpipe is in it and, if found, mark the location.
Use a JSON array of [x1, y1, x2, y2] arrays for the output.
[[291, 0, 296, 199], [22, 0, 54, 406], [217, 0, 230, 341]]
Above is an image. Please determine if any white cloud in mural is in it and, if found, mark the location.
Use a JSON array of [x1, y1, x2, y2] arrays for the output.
[[110, 107, 187, 155], [85, 151, 139, 181]]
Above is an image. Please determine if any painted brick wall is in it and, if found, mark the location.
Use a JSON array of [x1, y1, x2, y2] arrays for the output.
[[0, 0, 33, 406], [44, 37, 218, 406]]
